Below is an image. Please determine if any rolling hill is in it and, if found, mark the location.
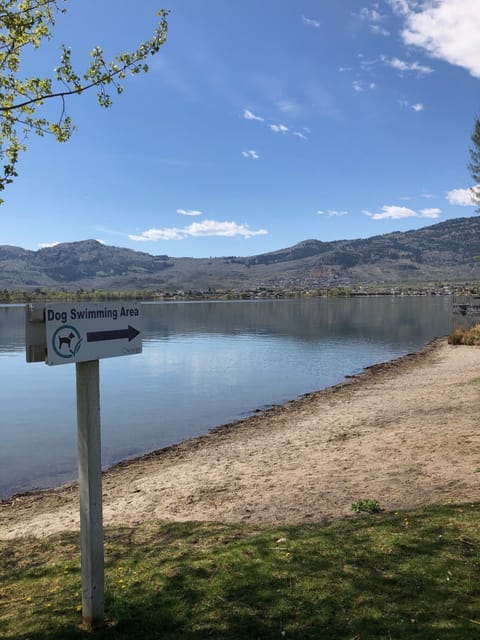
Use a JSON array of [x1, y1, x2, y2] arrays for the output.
[[2, 216, 480, 291]]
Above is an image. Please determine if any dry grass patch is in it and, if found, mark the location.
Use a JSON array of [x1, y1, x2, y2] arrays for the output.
[[448, 324, 480, 345]]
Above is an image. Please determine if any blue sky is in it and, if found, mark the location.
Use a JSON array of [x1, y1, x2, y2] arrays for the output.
[[2, 0, 480, 257]]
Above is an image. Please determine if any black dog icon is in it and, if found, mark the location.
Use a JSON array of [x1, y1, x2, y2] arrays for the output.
[[58, 332, 76, 350]]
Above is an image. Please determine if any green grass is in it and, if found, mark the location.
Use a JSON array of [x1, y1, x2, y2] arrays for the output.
[[1, 504, 480, 639], [351, 499, 382, 514]]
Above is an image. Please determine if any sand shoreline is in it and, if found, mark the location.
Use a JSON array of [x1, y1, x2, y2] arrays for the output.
[[2, 338, 479, 540]]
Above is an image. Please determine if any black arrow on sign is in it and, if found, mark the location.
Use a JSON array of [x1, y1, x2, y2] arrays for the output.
[[87, 325, 140, 343]]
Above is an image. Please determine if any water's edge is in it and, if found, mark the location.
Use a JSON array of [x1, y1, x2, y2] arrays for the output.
[[0, 337, 444, 504]]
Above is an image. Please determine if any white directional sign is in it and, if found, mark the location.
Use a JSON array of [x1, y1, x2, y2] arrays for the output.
[[25, 300, 143, 626], [45, 302, 142, 365]]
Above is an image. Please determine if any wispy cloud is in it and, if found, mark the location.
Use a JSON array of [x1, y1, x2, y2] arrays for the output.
[[358, 54, 378, 71], [177, 208, 203, 216], [317, 210, 349, 217], [363, 205, 441, 220], [129, 220, 268, 242], [301, 15, 321, 28], [243, 109, 264, 122], [352, 80, 376, 92], [293, 131, 308, 140], [360, 7, 384, 22], [446, 187, 478, 206], [276, 99, 300, 115], [370, 24, 391, 36], [386, 0, 411, 16], [152, 56, 198, 102], [381, 55, 434, 75], [359, 6, 390, 35], [400, 100, 425, 111], [269, 123, 289, 133], [241, 150, 259, 159]]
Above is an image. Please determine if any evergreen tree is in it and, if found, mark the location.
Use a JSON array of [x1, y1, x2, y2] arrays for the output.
[[468, 116, 480, 207]]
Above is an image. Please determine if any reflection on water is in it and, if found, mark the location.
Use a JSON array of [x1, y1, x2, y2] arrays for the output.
[[0, 298, 452, 498]]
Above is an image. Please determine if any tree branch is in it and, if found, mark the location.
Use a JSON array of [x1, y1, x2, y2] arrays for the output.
[[0, 35, 164, 113]]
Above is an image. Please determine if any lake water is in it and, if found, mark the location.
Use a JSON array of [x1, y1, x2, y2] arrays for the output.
[[0, 297, 453, 499]]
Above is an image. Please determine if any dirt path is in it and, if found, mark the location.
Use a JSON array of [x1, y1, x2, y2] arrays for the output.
[[1, 339, 479, 539]]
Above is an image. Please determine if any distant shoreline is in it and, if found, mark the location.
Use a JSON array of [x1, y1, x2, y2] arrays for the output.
[[0, 285, 469, 305]]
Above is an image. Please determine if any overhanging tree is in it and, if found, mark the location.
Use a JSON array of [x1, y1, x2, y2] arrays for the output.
[[0, 0, 168, 202], [468, 116, 480, 208]]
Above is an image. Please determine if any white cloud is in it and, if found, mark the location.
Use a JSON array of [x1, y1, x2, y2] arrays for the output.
[[363, 205, 441, 220], [339, 66, 353, 72], [177, 208, 203, 216], [446, 187, 478, 206], [129, 228, 184, 241], [129, 220, 268, 242], [293, 131, 308, 140], [241, 149, 259, 159], [302, 15, 321, 28], [419, 208, 441, 218], [243, 109, 264, 122], [402, 0, 480, 78], [381, 55, 434, 75], [269, 123, 289, 133], [38, 241, 60, 248], [184, 220, 268, 238], [317, 210, 349, 217]]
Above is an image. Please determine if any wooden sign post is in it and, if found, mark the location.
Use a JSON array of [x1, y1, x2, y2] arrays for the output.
[[25, 302, 142, 628], [76, 359, 104, 627]]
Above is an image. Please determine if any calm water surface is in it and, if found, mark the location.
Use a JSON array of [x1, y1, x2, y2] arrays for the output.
[[0, 298, 452, 498]]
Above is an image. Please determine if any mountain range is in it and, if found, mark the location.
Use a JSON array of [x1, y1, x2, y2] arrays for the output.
[[2, 216, 480, 291]]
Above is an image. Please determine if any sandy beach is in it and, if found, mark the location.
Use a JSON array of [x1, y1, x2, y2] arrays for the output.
[[1, 338, 479, 540]]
